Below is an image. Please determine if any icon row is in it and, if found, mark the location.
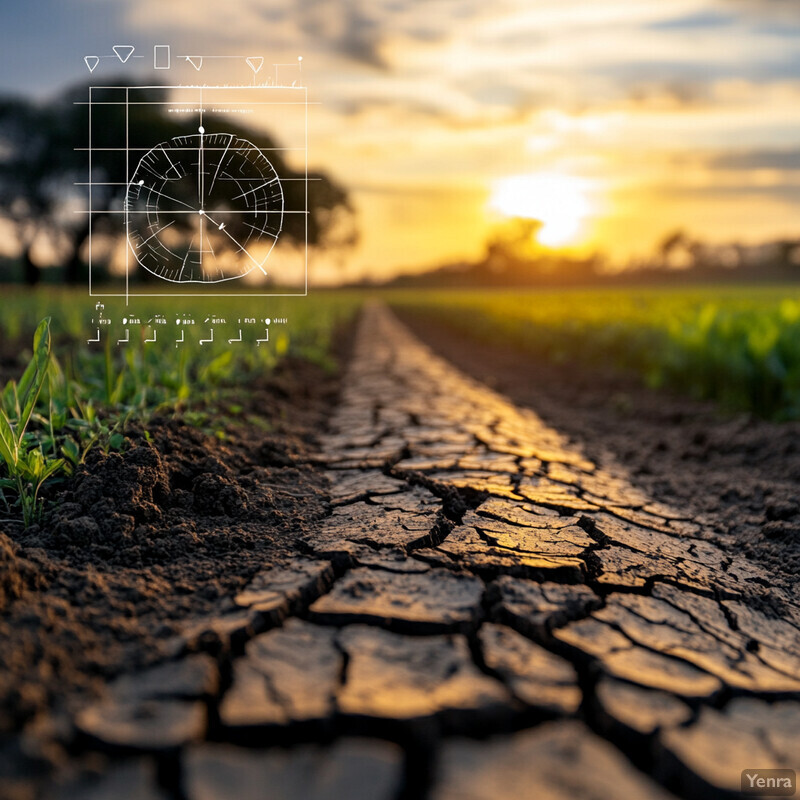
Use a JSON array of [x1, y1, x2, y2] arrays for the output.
[[87, 327, 273, 347], [84, 46, 302, 75]]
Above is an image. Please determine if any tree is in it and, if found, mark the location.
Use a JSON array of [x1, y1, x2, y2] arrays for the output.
[[0, 80, 355, 284], [0, 98, 57, 285], [658, 229, 692, 270], [484, 218, 544, 272]]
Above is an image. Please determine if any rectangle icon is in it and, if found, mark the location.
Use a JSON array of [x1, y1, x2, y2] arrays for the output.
[[154, 45, 170, 70]]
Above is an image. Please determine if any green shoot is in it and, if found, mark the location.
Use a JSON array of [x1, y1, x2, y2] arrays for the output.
[[0, 318, 65, 526]]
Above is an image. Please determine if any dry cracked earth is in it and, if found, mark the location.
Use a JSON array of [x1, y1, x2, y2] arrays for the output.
[[22, 304, 800, 799]]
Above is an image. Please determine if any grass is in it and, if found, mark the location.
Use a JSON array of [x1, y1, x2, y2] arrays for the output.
[[387, 285, 800, 420], [0, 289, 361, 525], [7, 281, 800, 524], [0, 318, 63, 525]]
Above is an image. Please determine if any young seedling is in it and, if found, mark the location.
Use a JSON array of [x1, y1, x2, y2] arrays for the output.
[[0, 318, 65, 526]]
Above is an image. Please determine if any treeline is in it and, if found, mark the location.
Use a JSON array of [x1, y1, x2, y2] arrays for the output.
[[378, 222, 800, 289], [0, 80, 353, 286]]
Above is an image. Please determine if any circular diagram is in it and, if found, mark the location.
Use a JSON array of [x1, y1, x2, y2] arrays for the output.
[[125, 131, 283, 283]]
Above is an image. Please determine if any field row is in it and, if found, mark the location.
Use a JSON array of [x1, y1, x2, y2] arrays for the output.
[[388, 286, 800, 419], [0, 290, 360, 525]]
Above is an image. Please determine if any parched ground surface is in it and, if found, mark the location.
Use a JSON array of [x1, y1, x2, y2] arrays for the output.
[[396, 308, 800, 591], [2, 304, 800, 800]]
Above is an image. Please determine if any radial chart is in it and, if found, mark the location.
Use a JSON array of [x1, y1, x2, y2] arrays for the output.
[[125, 131, 284, 283]]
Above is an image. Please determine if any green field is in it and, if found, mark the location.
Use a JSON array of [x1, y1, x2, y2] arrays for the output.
[[4, 283, 800, 525], [0, 289, 360, 524], [387, 285, 800, 420]]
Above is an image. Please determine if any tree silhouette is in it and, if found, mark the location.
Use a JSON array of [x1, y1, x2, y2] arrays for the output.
[[0, 97, 57, 284], [0, 80, 354, 285]]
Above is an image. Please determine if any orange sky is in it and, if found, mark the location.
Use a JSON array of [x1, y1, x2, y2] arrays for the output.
[[3, 0, 800, 283]]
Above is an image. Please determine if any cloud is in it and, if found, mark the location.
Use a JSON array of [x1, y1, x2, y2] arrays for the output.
[[295, 0, 389, 68], [710, 149, 800, 171], [114, 0, 800, 123], [5, 0, 799, 273], [661, 183, 800, 204], [722, 0, 800, 18], [647, 10, 737, 30]]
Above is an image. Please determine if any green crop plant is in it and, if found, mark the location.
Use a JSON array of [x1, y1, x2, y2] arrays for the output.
[[387, 285, 800, 420], [0, 290, 363, 526], [0, 318, 65, 526]]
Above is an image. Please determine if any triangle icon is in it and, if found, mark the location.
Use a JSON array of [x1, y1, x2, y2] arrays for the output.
[[112, 45, 135, 63], [246, 56, 264, 74], [84, 56, 99, 73], [185, 56, 203, 71]]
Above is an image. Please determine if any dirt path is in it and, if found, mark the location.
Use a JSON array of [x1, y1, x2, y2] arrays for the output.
[[395, 308, 800, 591], [17, 304, 800, 800]]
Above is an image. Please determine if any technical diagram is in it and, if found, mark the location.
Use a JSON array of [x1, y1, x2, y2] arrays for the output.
[[80, 48, 309, 300], [125, 132, 284, 283]]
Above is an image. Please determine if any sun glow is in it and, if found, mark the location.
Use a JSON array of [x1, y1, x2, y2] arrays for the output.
[[488, 172, 595, 247]]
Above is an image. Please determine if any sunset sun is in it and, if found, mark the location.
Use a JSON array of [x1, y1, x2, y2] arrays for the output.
[[488, 172, 594, 248]]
